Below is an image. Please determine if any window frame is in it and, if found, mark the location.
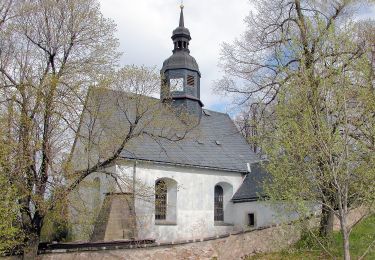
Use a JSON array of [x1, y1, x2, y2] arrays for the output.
[[155, 180, 167, 220], [248, 213, 256, 227], [214, 185, 224, 222]]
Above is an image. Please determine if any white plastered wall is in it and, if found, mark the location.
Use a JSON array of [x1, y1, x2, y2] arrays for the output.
[[70, 160, 309, 242], [232, 201, 300, 229], [117, 161, 245, 242], [69, 166, 117, 241]]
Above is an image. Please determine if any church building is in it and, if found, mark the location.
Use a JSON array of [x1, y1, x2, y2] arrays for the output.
[[70, 5, 293, 243]]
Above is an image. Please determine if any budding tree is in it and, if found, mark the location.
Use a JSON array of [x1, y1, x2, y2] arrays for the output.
[[218, 1, 375, 259], [0, 0, 196, 257]]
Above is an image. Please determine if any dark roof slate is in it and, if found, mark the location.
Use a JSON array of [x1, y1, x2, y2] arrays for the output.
[[78, 88, 265, 200], [80, 88, 261, 173], [162, 51, 199, 73], [120, 108, 261, 173], [231, 163, 269, 202]]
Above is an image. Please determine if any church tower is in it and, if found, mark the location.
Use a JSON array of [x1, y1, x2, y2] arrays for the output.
[[161, 4, 203, 117]]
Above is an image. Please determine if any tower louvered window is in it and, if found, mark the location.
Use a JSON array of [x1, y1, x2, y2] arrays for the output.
[[214, 185, 224, 221], [155, 180, 167, 220], [187, 75, 195, 87]]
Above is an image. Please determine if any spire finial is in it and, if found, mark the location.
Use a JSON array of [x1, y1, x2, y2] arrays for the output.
[[179, 1, 184, 27]]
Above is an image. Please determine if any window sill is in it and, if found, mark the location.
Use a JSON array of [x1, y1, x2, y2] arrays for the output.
[[155, 220, 177, 226], [214, 221, 234, 226]]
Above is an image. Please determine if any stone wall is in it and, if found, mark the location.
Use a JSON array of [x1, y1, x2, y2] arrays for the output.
[[39, 224, 301, 260], [333, 206, 370, 231]]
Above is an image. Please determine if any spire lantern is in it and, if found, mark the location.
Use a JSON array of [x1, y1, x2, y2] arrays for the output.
[[161, 4, 203, 118], [171, 3, 191, 53]]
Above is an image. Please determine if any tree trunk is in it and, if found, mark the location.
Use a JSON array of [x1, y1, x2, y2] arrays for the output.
[[339, 212, 351, 260], [342, 229, 350, 260], [319, 203, 334, 237], [23, 234, 39, 259]]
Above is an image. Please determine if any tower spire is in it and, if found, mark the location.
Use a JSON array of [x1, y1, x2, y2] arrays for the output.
[[179, 2, 184, 27], [171, 2, 191, 53], [160, 1, 203, 117]]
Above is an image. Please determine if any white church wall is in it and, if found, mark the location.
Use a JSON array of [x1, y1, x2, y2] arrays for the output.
[[69, 161, 309, 242], [232, 201, 301, 229], [69, 166, 117, 241], [116, 160, 245, 242], [217, 182, 235, 224], [162, 178, 178, 223]]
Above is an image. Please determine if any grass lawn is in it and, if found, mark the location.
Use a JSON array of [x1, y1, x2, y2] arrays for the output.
[[248, 215, 375, 260]]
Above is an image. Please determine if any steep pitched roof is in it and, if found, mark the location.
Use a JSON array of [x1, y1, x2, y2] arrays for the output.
[[232, 162, 269, 202], [120, 108, 261, 173], [79, 88, 261, 173]]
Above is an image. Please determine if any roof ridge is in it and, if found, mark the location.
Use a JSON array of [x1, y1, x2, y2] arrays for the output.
[[89, 87, 160, 101]]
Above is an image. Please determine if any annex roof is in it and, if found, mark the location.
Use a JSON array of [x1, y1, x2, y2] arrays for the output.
[[232, 162, 269, 202]]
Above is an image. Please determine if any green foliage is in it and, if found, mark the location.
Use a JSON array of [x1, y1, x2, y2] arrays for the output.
[[0, 0, 121, 254], [256, 13, 375, 260], [40, 202, 71, 243], [0, 175, 24, 254], [260, 18, 375, 223], [331, 215, 375, 259], [248, 215, 375, 259], [294, 229, 330, 251], [40, 220, 70, 243], [220, 1, 374, 258], [0, 124, 24, 254]]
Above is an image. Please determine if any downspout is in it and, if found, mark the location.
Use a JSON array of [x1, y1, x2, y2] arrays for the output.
[[132, 160, 137, 239], [246, 162, 251, 173]]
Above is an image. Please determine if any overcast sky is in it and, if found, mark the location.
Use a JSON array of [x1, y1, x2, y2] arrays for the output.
[[98, 0, 252, 112], [98, 0, 375, 113]]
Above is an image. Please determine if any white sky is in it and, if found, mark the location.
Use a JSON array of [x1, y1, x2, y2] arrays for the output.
[[98, 0, 252, 112], [98, 0, 375, 112]]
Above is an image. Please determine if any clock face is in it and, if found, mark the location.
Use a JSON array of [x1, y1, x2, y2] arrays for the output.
[[170, 78, 184, 92]]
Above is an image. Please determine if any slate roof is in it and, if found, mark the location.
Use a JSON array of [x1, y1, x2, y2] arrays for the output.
[[162, 5, 199, 75], [78, 88, 265, 201], [81, 88, 260, 173], [232, 162, 270, 202], [120, 107, 261, 173], [162, 51, 200, 74]]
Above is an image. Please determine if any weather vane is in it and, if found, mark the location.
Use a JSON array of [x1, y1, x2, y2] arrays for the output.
[[180, 0, 184, 9]]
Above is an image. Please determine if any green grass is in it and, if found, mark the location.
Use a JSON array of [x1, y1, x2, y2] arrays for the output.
[[248, 215, 375, 260]]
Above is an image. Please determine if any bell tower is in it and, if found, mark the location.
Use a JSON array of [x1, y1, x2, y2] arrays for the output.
[[161, 4, 203, 117]]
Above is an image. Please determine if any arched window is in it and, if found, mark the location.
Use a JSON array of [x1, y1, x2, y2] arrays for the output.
[[155, 180, 167, 220], [214, 185, 224, 221]]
